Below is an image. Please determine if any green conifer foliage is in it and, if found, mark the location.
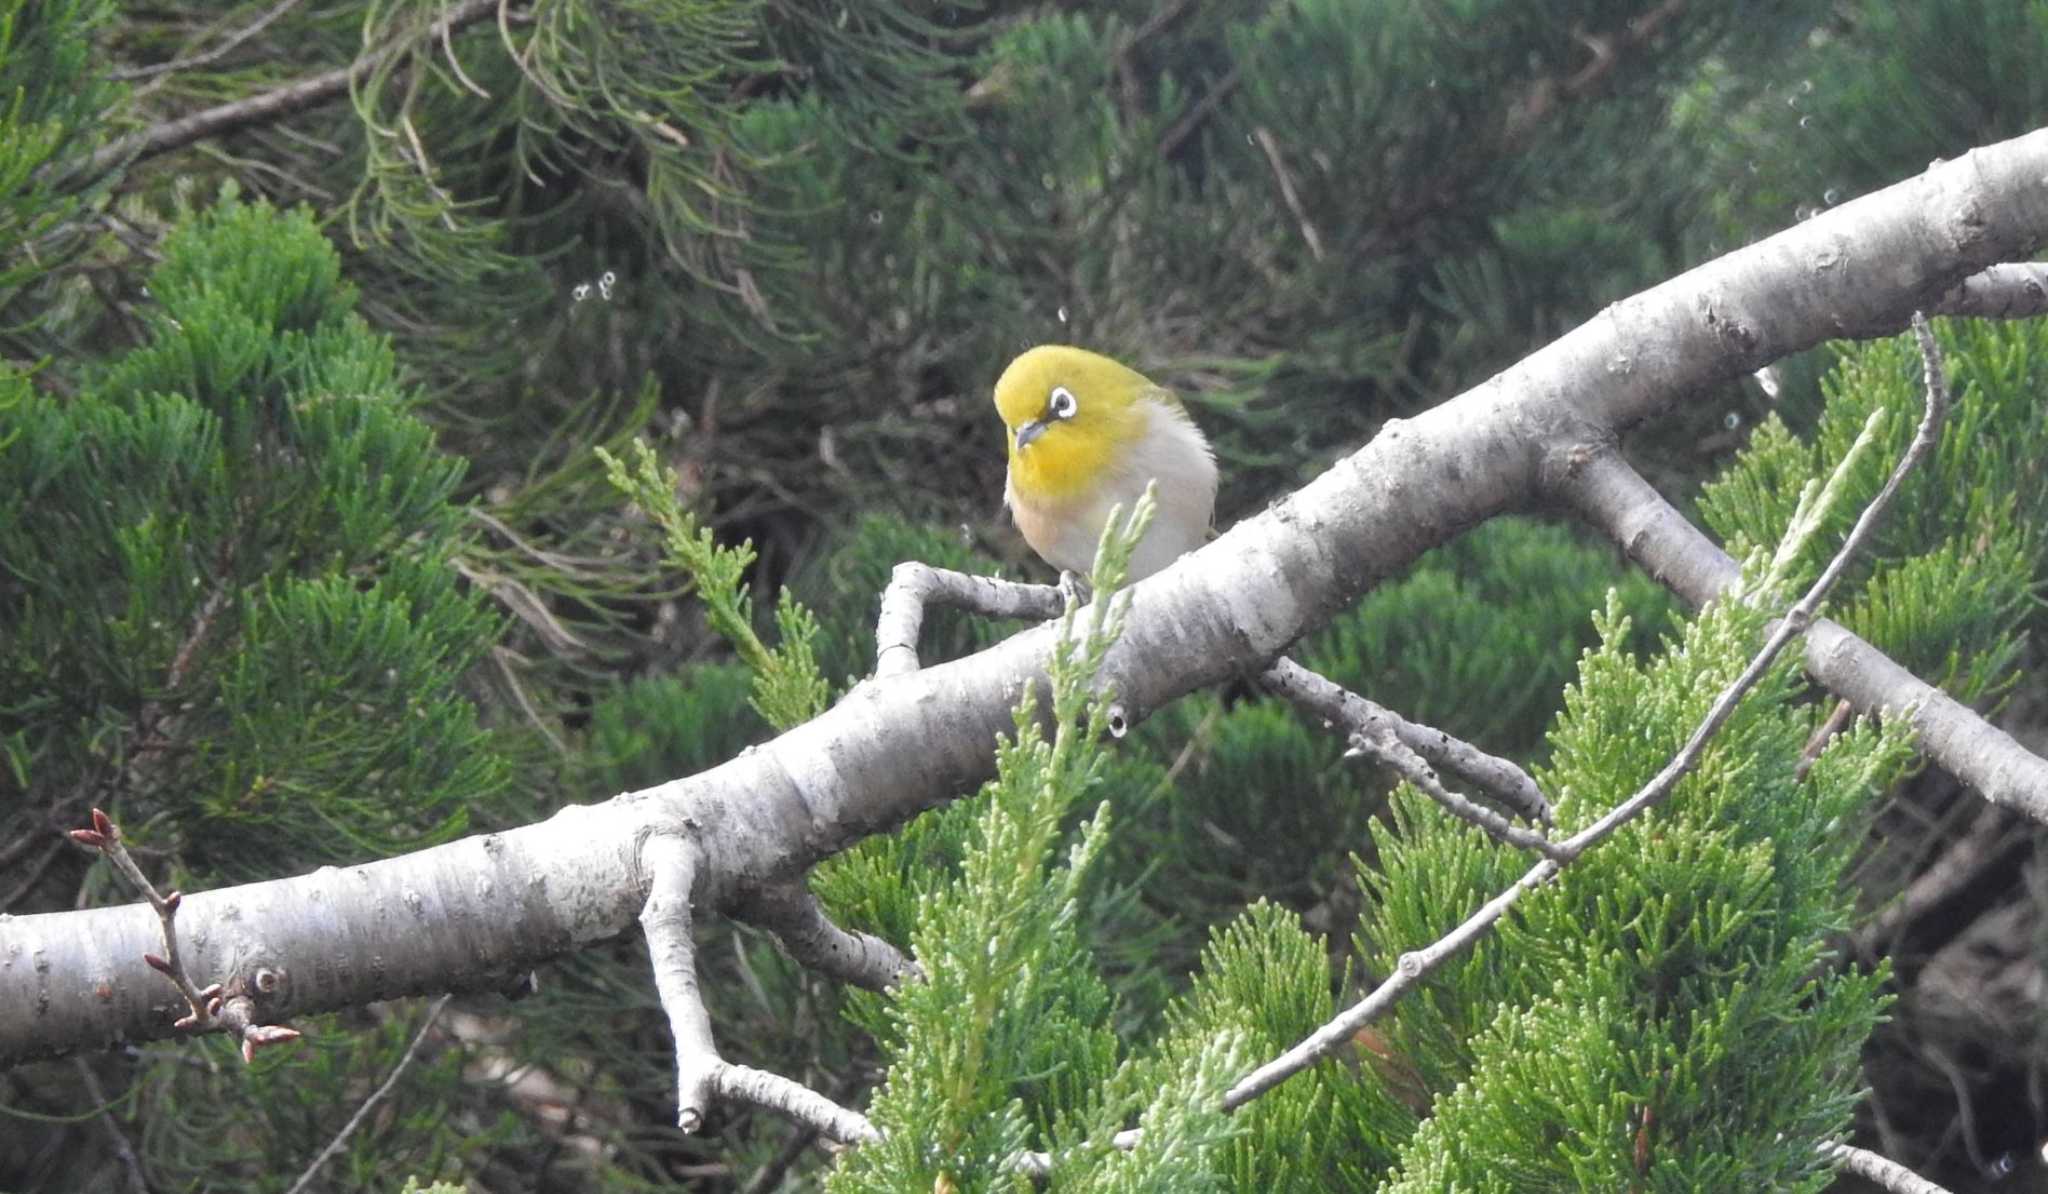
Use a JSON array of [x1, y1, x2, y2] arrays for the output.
[[1369, 594, 1910, 1189], [825, 503, 1154, 1190], [0, 0, 118, 348], [1698, 320, 2048, 707], [1, 196, 512, 883]]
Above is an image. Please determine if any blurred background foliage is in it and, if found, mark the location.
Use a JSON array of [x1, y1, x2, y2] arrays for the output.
[[4, 0, 2047, 1188]]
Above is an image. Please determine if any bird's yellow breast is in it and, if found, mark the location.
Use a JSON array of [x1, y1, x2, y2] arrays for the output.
[[1007, 415, 1130, 504]]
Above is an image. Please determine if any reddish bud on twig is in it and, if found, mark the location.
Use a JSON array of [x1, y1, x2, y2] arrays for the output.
[[144, 953, 172, 975], [91, 808, 117, 840], [68, 829, 107, 849], [162, 891, 182, 912]]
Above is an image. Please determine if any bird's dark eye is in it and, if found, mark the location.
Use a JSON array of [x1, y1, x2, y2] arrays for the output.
[[1048, 386, 1078, 419]]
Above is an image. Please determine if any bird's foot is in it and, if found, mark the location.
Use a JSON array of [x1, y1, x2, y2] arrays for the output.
[[1057, 570, 1093, 610]]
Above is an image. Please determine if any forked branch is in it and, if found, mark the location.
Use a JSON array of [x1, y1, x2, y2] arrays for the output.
[[1222, 313, 1950, 1112]]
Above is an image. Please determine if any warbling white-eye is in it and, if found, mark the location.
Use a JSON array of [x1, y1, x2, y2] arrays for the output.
[[993, 345, 1218, 582]]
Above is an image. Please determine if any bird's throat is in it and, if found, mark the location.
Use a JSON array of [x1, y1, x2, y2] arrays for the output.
[[1010, 423, 1123, 504]]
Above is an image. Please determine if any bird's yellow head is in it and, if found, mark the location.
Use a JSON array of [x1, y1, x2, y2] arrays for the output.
[[993, 345, 1155, 504]]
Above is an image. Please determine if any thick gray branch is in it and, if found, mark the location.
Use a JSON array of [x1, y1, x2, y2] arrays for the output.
[[7, 129, 2048, 1066], [1227, 317, 1950, 1107], [1557, 448, 2048, 823]]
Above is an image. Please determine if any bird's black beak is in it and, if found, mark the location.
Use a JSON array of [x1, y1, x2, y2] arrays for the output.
[[1014, 419, 1049, 451]]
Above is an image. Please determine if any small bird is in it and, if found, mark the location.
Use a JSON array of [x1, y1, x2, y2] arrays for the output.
[[993, 345, 1218, 583]]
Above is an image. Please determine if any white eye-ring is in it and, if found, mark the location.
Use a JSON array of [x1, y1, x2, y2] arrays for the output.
[[1048, 385, 1078, 419]]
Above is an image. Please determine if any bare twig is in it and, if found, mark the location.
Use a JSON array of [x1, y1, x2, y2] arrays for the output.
[[69, 809, 302, 1063], [1156, 64, 1243, 160], [1504, 0, 1688, 145], [1251, 128, 1327, 263], [72, 1057, 147, 1194], [1819, 1141, 1956, 1194], [0, 840, 64, 911], [1260, 656, 1552, 825], [111, 0, 306, 81], [1263, 658, 1560, 855], [1796, 698, 1854, 780], [76, 0, 500, 184], [744, 880, 918, 992], [0, 824, 45, 872], [1223, 853, 1559, 1111], [1850, 802, 2020, 962], [1923, 1045, 1991, 1176], [740, 1121, 825, 1194], [1222, 312, 1950, 1112], [640, 835, 877, 1144], [285, 995, 451, 1194], [874, 563, 1063, 677]]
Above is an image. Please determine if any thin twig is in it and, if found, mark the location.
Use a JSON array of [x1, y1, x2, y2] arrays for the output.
[[69, 809, 303, 1062], [1818, 1141, 1956, 1194], [72, 1058, 147, 1194], [1850, 802, 2020, 963], [1795, 698, 1854, 780], [740, 1121, 822, 1194], [1923, 1044, 1991, 1177], [1260, 656, 1552, 825], [1156, 64, 1242, 160], [874, 563, 1063, 677], [1221, 312, 1951, 1112], [285, 995, 452, 1194], [640, 835, 878, 1144], [1251, 127, 1326, 263], [111, 0, 306, 81], [743, 881, 919, 992], [75, 0, 501, 184], [1264, 659, 1560, 855], [0, 840, 64, 911]]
